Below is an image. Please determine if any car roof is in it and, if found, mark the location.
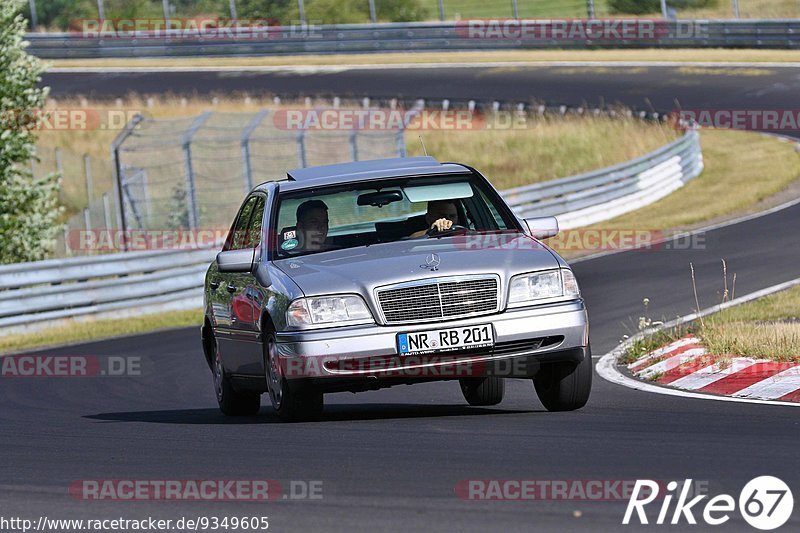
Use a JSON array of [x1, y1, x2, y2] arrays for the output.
[[254, 157, 472, 193]]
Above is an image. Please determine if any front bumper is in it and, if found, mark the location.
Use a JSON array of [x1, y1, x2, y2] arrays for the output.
[[274, 299, 588, 379]]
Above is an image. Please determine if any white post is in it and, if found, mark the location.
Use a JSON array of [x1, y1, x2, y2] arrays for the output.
[[96, 0, 105, 19], [298, 0, 306, 24], [732, 0, 740, 18], [83, 154, 93, 203], [229, 0, 237, 20], [660, 0, 668, 18], [28, 0, 38, 29], [368, 0, 377, 22]]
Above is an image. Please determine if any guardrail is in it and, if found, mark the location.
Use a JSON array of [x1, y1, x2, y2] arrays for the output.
[[26, 20, 800, 59], [503, 129, 703, 229], [0, 247, 216, 334], [0, 130, 702, 335]]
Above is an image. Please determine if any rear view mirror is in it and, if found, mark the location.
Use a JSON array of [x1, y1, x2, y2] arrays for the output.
[[217, 248, 256, 273], [524, 217, 559, 239], [357, 190, 403, 207]]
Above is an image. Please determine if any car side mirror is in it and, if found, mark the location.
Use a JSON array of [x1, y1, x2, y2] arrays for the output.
[[524, 216, 559, 239], [217, 248, 256, 273]]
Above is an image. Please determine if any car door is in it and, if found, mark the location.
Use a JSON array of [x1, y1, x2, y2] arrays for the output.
[[228, 194, 267, 375], [214, 195, 258, 371]]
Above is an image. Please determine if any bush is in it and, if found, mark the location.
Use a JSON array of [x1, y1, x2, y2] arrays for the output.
[[0, 0, 62, 263]]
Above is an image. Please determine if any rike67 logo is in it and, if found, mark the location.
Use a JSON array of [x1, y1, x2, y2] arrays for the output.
[[624, 477, 794, 530]]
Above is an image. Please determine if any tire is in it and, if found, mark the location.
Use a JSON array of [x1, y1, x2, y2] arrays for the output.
[[459, 377, 505, 406], [533, 345, 592, 412], [265, 332, 323, 422], [212, 338, 261, 416]]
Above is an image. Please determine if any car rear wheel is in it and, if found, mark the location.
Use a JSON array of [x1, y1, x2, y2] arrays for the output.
[[265, 332, 323, 422], [212, 339, 261, 416], [459, 376, 505, 406], [533, 345, 592, 412]]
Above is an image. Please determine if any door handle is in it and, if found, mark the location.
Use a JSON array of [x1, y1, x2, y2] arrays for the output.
[[226, 283, 237, 293], [209, 280, 220, 290]]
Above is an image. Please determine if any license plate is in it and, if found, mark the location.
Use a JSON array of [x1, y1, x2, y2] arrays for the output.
[[397, 324, 494, 355]]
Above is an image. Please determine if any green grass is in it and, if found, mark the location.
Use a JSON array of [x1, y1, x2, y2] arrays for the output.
[[0, 309, 203, 354], [622, 285, 800, 366], [420, 0, 597, 19]]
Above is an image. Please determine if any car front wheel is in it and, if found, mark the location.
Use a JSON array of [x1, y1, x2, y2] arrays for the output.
[[533, 345, 592, 412], [265, 332, 323, 422], [459, 376, 505, 406]]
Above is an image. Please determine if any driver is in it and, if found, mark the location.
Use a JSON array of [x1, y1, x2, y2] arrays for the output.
[[409, 200, 459, 238]]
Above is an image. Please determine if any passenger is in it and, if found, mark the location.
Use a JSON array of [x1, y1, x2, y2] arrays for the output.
[[295, 199, 329, 251], [409, 200, 459, 238]]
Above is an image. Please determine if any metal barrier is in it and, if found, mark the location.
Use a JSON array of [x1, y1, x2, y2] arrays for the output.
[[0, 248, 216, 333], [26, 20, 800, 59], [0, 130, 702, 334], [503, 130, 703, 229]]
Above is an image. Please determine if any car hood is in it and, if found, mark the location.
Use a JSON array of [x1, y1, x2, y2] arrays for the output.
[[273, 233, 563, 299]]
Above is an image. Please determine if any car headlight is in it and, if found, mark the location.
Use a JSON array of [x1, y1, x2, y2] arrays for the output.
[[507, 269, 580, 306], [286, 295, 373, 328]]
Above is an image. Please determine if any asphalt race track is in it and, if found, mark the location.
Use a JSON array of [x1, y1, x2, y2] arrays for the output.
[[3, 64, 798, 531], [2, 202, 800, 532], [43, 64, 800, 120]]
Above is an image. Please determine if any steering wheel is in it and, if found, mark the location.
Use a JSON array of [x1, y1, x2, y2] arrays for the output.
[[426, 224, 467, 237]]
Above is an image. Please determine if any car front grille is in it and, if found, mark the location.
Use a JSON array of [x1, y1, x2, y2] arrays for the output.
[[376, 276, 500, 324]]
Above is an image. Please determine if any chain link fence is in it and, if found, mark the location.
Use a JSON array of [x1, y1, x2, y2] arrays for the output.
[[40, 108, 402, 257], [109, 109, 402, 246]]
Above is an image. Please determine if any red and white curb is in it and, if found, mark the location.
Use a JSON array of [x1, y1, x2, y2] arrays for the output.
[[596, 276, 800, 408], [626, 336, 800, 403]]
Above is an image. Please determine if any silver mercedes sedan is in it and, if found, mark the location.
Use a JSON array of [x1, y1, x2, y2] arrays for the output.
[[201, 156, 590, 421]]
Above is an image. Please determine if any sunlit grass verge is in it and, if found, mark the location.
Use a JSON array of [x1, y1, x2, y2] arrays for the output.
[[622, 285, 800, 367], [0, 309, 203, 354], [406, 113, 676, 189], [49, 49, 800, 69], [554, 129, 800, 261]]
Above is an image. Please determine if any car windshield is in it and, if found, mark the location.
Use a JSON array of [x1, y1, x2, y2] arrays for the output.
[[273, 174, 519, 258]]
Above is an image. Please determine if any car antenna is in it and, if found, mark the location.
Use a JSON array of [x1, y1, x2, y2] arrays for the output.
[[418, 135, 428, 156]]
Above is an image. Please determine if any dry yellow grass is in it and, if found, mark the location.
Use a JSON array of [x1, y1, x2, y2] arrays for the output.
[[406, 113, 677, 189], [579, 130, 800, 232], [702, 321, 800, 362]]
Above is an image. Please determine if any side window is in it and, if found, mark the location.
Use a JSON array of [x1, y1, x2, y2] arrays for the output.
[[245, 196, 266, 249], [477, 187, 510, 230], [226, 196, 257, 251]]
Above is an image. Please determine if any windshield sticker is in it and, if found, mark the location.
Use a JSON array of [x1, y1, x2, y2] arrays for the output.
[[281, 238, 299, 251], [283, 230, 297, 240]]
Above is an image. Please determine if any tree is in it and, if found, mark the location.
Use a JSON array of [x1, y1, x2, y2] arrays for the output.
[[0, 0, 61, 263]]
